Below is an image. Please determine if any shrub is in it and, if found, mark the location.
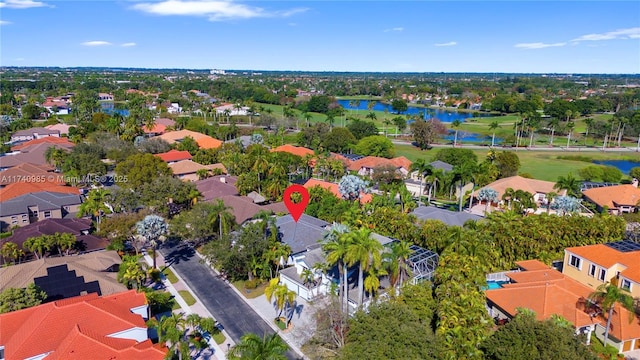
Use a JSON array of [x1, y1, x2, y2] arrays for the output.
[[244, 279, 260, 290]]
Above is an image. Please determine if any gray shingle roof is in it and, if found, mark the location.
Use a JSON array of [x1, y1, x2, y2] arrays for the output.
[[276, 214, 329, 255], [429, 160, 454, 172], [0, 192, 82, 216], [411, 206, 481, 227]]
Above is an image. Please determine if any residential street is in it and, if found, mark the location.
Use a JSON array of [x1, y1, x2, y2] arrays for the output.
[[160, 242, 301, 360]]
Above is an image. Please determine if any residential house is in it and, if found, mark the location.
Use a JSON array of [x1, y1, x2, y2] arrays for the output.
[[45, 123, 73, 136], [157, 129, 223, 149], [277, 214, 438, 307], [473, 175, 565, 205], [563, 241, 640, 299], [0, 250, 125, 296], [217, 195, 287, 224], [154, 149, 192, 164], [195, 175, 239, 201], [143, 123, 167, 137], [225, 135, 254, 148], [486, 256, 640, 354], [11, 136, 75, 152], [154, 117, 176, 128], [411, 206, 482, 227], [10, 127, 60, 143], [0, 163, 57, 187], [0, 218, 108, 264], [0, 139, 75, 170], [98, 93, 114, 101], [0, 180, 80, 201], [42, 97, 70, 115], [348, 156, 412, 178], [167, 103, 182, 114], [582, 184, 640, 215], [270, 144, 315, 158], [215, 103, 249, 116], [303, 178, 373, 204], [168, 160, 227, 182], [0, 290, 166, 360], [406, 160, 454, 197], [0, 191, 83, 231]]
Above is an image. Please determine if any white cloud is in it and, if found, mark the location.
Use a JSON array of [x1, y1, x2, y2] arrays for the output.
[[131, 0, 307, 21], [81, 41, 112, 46], [514, 42, 566, 49], [572, 27, 640, 42], [434, 41, 457, 47], [0, 20, 11, 25], [384, 27, 403, 33], [0, 0, 52, 9], [121, 42, 137, 47]]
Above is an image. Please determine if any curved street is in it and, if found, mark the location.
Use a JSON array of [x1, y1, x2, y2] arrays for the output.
[[160, 242, 300, 360]]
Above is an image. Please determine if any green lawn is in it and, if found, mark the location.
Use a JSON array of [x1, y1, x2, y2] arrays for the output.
[[395, 144, 640, 182], [232, 280, 268, 299], [178, 290, 196, 306], [212, 332, 226, 345], [162, 267, 179, 284]]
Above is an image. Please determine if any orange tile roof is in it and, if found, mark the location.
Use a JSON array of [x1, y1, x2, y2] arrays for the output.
[[515, 259, 553, 271], [154, 149, 192, 163], [474, 175, 563, 199], [303, 178, 372, 204], [348, 156, 412, 172], [0, 181, 81, 201], [11, 136, 75, 151], [582, 184, 640, 208], [157, 129, 222, 149], [566, 244, 640, 283], [196, 136, 223, 149], [487, 267, 640, 340], [0, 163, 57, 186], [143, 123, 167, 134], [0, 290, 165, 360], [271, 144, 315, 158]]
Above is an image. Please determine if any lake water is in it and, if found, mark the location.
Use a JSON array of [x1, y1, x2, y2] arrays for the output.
[[100, 102, 129, 117], [442, 130, 502, 144], [593, 160, 640, 175], [337, 99, 488, 123]]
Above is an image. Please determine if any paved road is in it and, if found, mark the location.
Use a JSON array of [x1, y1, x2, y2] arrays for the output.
[[160, 242, 300, 360]]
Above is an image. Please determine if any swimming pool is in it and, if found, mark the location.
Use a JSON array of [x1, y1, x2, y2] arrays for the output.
[[485, 281, 509, 290]]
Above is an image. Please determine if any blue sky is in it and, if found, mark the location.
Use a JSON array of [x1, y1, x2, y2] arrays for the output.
[[1, 0, 639, 73]]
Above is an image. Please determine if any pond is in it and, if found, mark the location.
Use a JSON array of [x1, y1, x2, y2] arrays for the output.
[[592, 160, 640, 175], [442, 130, 502, 144], [100, 102, 129, 117], [337, 99, 489, 123]]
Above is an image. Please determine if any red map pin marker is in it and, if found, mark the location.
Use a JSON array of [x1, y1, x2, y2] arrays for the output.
[[283, 184, 310, 222]]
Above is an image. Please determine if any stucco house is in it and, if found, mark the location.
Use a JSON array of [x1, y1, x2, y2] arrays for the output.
[[582, 184, 640, 215]]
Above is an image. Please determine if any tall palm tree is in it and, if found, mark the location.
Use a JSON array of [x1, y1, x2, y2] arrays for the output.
[[453, 162, 477, 212], [300, 268, 315, 297], [265, 278, 296, 323], [451, 119, 462, 147], [1, 242, 23, 264], [322, 223, 351, 313], [554, 173, 581, 197], [410, 159, 433, 206], [228, 333, 288, 360], [78, 188, 111, 232], [345, 228, 383, 307], [24, 235, 50, 259], [364, 265, 387, 299], [384, 240, 413, 291], [588, 282, 636, 347], [548, 118, 559, 147], [489, 121, 499, 147], [545, 191, 558, 214]]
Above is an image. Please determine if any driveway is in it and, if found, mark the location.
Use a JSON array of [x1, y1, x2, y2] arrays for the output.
[[160, 242, 301, 360]]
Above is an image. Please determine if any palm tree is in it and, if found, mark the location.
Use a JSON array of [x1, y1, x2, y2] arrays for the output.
[[384, 240, 413, 291], [502, 187, 516, 210], [265, 278, 296, 323], [208, 199, 235, 238], [322, 223, 351, 313], [584, 118, 593, 146], [77, 188, 111, 232], [24, 235, 50, 259], [1, 242, 23, 264], [554, 173, 581, 197], [451, 119, 462, 147], [410, 159, 433, 206], [363, 265, 387, 299], [548, 118, 559, 147], [588, 282, 636, 347], [545, 191, 558, 214], [228, 333, 288, 360], [345, 227, 383, 307], [117, 256, 147, 289], [302, 111, 313, 127], [300, 268, 315, 297], [452, 162, 476, 212], [489, 121, 499, 148], [325, 114, 335, 129]]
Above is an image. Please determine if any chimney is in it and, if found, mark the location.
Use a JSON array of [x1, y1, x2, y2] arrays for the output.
[[633, 178, 638, 188], [219, 176, 226, 183]]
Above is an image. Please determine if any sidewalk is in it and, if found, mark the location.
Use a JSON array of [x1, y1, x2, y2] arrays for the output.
[[196, 252, 313, 360], [144, 253, 234, 360]]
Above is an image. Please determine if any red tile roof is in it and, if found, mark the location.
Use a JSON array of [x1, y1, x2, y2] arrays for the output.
[[0, 290, 165, 360], [154, 149, 192, 163], [582, 184, 640, 208], [0, 181, 81, 201], [303, 178, 372, 204], [11, 136, 75, 151], [143, 123, 167, 134], [348, 156, 412, 172], [271, 144, 315, 158], [566, 244, 640, 283]]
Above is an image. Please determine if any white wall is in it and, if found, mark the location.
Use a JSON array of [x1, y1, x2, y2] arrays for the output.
[[108, 327, 148, 343]]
